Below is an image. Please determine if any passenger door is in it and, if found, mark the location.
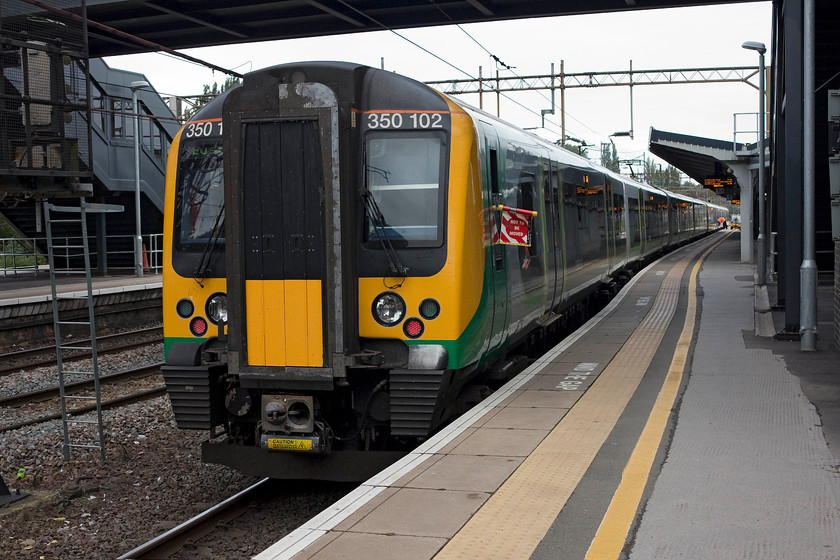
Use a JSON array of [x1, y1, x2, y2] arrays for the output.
[[547, 162, 563, 310]]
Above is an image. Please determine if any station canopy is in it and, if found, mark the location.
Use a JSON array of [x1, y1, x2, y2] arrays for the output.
[[66, 0, 759, 57]]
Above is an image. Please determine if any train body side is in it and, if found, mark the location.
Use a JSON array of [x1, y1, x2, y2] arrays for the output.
[[160, 61, 727, 479]]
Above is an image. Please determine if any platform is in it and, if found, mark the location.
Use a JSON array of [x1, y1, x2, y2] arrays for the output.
[[0, 272, 163, 348], [256, 233, 840, 560], [0, 271, 162, 306]]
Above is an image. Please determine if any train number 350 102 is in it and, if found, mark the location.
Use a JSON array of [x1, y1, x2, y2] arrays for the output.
[[367, 112, 443, 130]]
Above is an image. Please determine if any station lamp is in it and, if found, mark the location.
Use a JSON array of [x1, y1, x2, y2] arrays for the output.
[[741, 41, 767, 286], [130, 80, 150, 277]]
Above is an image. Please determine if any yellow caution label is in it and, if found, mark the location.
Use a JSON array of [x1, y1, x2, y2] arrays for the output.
[[267, 438, 313, 451]]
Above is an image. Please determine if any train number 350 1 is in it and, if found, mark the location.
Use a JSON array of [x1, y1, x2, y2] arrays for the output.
[[185, 120, 223, 138]]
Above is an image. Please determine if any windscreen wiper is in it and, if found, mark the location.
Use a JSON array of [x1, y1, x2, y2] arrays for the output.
[[193, 201, 225, 286], [361, 179, 408, 278]]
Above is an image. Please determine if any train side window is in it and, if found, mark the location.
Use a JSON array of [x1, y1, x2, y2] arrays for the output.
[[543, 167, 557, 267], [520, 173, 539, 257], [562, 180, 579, 257], [505, 143, 542, 281], [490, 148, 499, 196], [517, 174, 542, 277]]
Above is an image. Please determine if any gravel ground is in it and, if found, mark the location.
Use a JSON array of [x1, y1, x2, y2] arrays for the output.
[[1, 338, 352, 560], [0, 397, 264, 560]]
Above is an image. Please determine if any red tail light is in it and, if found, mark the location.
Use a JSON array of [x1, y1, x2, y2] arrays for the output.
[[403, 318, 424, 339], [190, 317, 208, 337]]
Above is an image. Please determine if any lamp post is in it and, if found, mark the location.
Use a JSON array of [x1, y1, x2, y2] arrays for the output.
[[741, 41, 766, 286], [130, 80, 149, 277], [800, 0, 817, 351]]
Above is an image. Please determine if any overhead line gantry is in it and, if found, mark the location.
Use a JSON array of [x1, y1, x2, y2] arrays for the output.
[[425, 62, 762, 146]]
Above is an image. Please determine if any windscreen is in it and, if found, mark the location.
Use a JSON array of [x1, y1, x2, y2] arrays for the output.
[[364, 132, 445, 247], [174, 139, 224, 248]]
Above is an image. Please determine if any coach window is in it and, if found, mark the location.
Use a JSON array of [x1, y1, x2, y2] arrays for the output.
[[627, 188, 641, 250], [364, 132, 446, 247]]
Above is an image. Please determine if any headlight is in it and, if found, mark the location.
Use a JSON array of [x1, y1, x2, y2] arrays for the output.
[[372, 292, 405, 326], [206, 292, 228, 324]]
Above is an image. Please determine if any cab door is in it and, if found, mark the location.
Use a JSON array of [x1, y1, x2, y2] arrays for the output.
[[480, 122, 508, 353]]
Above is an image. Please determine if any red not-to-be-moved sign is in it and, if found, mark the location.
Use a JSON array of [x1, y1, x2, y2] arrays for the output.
[[491, 205, 537, 247]]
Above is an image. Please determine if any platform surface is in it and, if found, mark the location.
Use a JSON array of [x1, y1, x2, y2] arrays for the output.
[[0, 271, 162, 307], [253, 232, 840, 559]]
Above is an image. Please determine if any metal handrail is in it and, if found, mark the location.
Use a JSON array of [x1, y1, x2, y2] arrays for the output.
[[733, 111, 761, 152]]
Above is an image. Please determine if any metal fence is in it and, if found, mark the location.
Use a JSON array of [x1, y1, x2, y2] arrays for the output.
[[0, 237, 44, 274], [0, 233, 163, 276]]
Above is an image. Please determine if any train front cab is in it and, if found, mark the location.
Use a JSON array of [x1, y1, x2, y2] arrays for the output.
[[161, 96, 229, 433], [178, 63, 493, 478]]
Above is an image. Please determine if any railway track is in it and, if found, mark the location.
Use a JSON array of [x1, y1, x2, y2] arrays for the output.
[[0, 298, 163, 350], [0, 361, 164, 408], [0, 326, 163, 376], [118, 478, 274, 560], [0, 386, 168, 434], [117, 478, 356, 560], [0, 362, 166, 433]]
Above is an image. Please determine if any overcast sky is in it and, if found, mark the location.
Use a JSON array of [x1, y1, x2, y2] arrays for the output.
[[105, 1, 772, 170]]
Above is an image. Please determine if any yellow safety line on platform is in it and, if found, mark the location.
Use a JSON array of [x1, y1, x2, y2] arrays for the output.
[[433, 237, 716, 560], [584, 234, 729, 560]]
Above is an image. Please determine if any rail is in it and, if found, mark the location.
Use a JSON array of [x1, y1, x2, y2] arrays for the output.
[[117, 478, 273, 560], [1, 233, 163, 276]]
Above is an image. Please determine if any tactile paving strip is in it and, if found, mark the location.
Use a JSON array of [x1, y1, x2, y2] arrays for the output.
[[433, 244, 702, 560], [586, 241, 715, 559]]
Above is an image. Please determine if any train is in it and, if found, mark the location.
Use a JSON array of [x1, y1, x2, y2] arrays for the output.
[[161, 61, 728, 480]]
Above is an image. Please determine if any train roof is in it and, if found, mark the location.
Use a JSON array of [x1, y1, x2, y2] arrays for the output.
[[201, 61, 719, 211], [442, 92, 594, 169], [438, 84, 709, 208], [185, 88, 235, 123], [668, 190, 704, 203]]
